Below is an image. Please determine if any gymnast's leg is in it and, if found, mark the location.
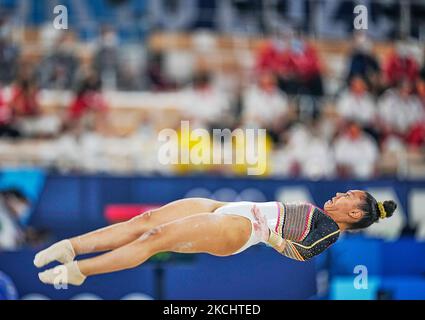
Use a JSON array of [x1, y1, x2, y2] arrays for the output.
[[38, 213, 252, 286], [34, 198, 225, 268]]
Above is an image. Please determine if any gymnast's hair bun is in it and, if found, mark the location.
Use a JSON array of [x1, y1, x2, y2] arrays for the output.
[[383, 200, 397, 218]]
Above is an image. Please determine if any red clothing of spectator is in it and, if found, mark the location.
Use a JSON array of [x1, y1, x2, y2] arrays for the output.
[[406, 122, 425, 148], [69, 91, 108, 120], [0, 89, 13, 125], [383, 52, 419, 87], [290, 43, 321, 81], [256, 40, 321, 82], [9, 85, 40, 117], [256, 41, 293, 76]]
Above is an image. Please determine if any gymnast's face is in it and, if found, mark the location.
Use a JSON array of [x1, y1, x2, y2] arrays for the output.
[[324, 190, 365, 227]]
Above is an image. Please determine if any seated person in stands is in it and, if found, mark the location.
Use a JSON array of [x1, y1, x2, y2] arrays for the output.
[[68, 67, 108, 128], [10, 72, 40, 118], [256, 28, 323, 97], [346, 31, 381, 95], [9, 69, 61, 138], [0, 86, 20, 138], [383, 41, 420, 89], [0, 189, 48, 251]]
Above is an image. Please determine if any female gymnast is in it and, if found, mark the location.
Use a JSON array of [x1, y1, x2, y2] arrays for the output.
[[34, 190, 396, 286]]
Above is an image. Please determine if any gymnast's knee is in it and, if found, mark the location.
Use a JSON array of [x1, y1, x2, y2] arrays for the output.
[[129, 210, 154, 226], [140, 226, 163, 241]]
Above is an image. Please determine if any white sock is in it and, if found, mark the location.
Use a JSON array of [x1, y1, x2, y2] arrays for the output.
[[38, 261, 86, 287], [34, 240, 76, 268]]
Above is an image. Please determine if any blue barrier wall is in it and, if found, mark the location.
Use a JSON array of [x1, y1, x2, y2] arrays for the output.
[[0, 247, 316, 300], [328, 236, 425, 300]]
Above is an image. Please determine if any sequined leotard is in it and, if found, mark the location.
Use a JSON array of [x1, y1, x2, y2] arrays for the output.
[[271, 202, 340, 261], [214, 201, 340, 260]]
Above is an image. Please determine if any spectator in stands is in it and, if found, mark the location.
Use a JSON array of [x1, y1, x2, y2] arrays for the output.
[[180, 70, 231, 128], [0, 189, 48, 251], [146, 52, 175, 91], [68, 66, 108, 126], [377, 80, 423, 137], [272, 122, 335, 178], [9, 69, 61, 138], [405, 79, 425, 149], [256, 28, 323, 96], [37, 32, 78, 90], [378, 135, 408, 176], [242, 71, 290, 131], [383, 40, 420, 88], [10, 71, 40, 118], [0, 22, 19, 86], [346, 32, 380, 94], [271, 123, 310, 177], [117, 62, 144, 91], [406, 123, 425, 150], [336, 76, 376, 127], [333, 122, 379, 179], [0, 189, 28, 251], [300, 125, 336, 179], [0, 86, 20, 138], [287, 31, 323, 97], [93, 26, 119, 90], [256, 30, 291, 82]]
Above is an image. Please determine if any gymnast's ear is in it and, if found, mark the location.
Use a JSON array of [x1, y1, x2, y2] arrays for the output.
[[348, 209, 363, 220]]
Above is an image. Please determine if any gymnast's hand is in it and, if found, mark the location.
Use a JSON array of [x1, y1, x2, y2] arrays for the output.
[[251, 205, 270, 242]]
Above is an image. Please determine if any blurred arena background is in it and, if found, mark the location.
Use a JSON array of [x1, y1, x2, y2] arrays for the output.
[[0, 0, 425, 300]]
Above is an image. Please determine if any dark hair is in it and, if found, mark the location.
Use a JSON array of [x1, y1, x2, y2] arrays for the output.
[[1, 188, 29, 203], [350, 192, 397, 230]]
